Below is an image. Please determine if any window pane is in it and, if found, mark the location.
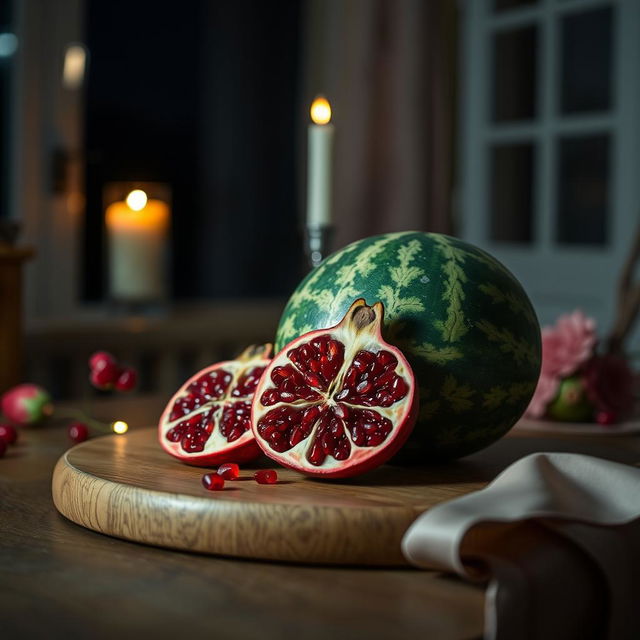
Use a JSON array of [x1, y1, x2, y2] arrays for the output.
[[556, 135, 609, 245], [494, 0, 537, 11], [490, 143, 535, 243], [492, 26, 538, 122], [560, 7, 613, 114]]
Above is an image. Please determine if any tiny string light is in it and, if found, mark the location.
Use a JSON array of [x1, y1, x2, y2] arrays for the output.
[[112, 420, 129, 435]]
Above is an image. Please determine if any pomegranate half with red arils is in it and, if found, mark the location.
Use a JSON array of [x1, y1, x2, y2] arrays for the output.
[[251, 300, 418, 478], [158, 344, 272, 466]]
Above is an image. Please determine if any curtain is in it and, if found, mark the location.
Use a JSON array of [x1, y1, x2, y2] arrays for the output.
[[302, 0, 457, 250]]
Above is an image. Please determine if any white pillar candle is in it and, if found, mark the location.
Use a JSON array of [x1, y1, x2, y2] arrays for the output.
[[307, 96, 334, 227], [106, 190, 170, 301]]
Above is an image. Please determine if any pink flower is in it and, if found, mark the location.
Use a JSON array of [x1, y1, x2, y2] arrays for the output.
[[525, 373, 560, 419], [583, 354, 635, 418], [541, 310, 596, 377]]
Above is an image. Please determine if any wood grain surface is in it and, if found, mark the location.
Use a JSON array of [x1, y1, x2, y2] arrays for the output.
[[6, 395, 640, 639], [52, 428, 490, 565]]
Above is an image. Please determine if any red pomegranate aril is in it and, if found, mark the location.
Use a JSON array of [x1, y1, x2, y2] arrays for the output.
[[0, 424, 17, 445], [182, 428, 207, 452], [219, 401, 251, 441], [217, 462, 240, 480], [304, 372, 324, 389], [0, 439, 6, 458], [289, 427, 304, 447], [202, 473, 225, 491], [254, 469, 278, 484], [378, 350, 397, 368], [68, 422, 89, 443], [231, 367, 266, 398]]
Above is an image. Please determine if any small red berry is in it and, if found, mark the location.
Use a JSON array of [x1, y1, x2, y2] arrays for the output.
[[202, 473, 225, 491], [0, 439, 6, 458], [0, 424, 17, 445], [254, 469, 278, 485], [68, 422, 89, 443], [596, 410, 617, 426], [89, 351, 116, 371], [217, 462, 240, 480], [115, 367, 138, 392], [90, 360, 120, 388]]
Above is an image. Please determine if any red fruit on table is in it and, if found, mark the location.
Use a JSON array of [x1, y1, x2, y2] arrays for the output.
[[0, 424, 18, 445], [68, 422, 89, 443], [1, 384, 53, 426], [254, 469, 278, 485], [158, 344, 272, 467], [89, 351, 116, 371], [115, 367, 138, 392], [251, 299, 418, 479], [0, 439, 6, 458], [90, 360, 120, 389], [217, 462, 240, 480], [202, 473, 225, 491]]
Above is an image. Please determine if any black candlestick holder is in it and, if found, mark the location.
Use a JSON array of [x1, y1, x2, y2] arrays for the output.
[[305, 225, 334, 269]]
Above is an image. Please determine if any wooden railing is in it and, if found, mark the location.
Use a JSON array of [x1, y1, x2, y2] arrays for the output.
[[25, 300, 284, 400]]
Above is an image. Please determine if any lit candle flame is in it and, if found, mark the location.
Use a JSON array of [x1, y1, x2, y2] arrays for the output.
[[310, 96, 331, 125], [112, 420, 129, 435], [126, 189, 148, 211]]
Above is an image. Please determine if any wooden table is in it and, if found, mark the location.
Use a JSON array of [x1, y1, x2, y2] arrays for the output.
[[2, 395, 639, 640]]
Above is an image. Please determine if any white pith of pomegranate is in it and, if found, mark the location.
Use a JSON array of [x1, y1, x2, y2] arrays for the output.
[[251, 300, 418, 478], [158, 344, 272, 466]]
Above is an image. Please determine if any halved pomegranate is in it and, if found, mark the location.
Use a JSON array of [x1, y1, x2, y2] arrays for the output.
[[251, 300, 418, 478], [158, 344, 272, 466]]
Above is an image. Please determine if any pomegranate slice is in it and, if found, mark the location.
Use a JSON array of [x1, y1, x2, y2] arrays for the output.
[[251, 300, 418, 478], [158, 344, 272, 466]]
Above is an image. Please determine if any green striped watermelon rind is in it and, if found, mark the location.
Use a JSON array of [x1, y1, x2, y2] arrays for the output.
[[274, 231, 541, 461]]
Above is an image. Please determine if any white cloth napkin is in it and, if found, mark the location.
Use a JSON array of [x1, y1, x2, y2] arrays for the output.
[[401, 453, 640, 640]]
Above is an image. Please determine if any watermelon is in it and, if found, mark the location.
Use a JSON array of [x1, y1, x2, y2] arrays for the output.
[[275, 232, 541, 461]]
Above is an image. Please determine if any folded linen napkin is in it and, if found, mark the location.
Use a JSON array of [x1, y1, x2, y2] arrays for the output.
[[402, 453, 640, 640]]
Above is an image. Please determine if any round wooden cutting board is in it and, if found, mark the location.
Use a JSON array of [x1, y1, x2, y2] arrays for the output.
[[52, 428, 495, 566]]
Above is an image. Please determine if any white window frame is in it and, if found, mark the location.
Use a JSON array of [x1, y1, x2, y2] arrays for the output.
[[458, 0, 640, 333]]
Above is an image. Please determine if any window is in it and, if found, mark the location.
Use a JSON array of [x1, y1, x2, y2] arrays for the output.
[[459, 0, 640, 333]]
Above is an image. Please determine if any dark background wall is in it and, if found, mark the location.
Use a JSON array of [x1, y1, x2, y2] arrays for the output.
[[84, 0, 303, 301]]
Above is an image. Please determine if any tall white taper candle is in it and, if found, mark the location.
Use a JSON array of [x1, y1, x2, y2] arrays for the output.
[[307, 97, 334, 227]]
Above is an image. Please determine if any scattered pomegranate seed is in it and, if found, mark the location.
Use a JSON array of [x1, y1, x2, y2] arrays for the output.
[[202, 473, 225, 491], [596, 410, 617, 426], [217, 462, 240, 480], [0, 424, 17, 445], [90, 360, 120, 388], [0, 439, 6, 458], [254, 469, 278, 485], [115, 367, 138, 392], [68, 422, 89, 443], [89, 351, 116, 371]]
